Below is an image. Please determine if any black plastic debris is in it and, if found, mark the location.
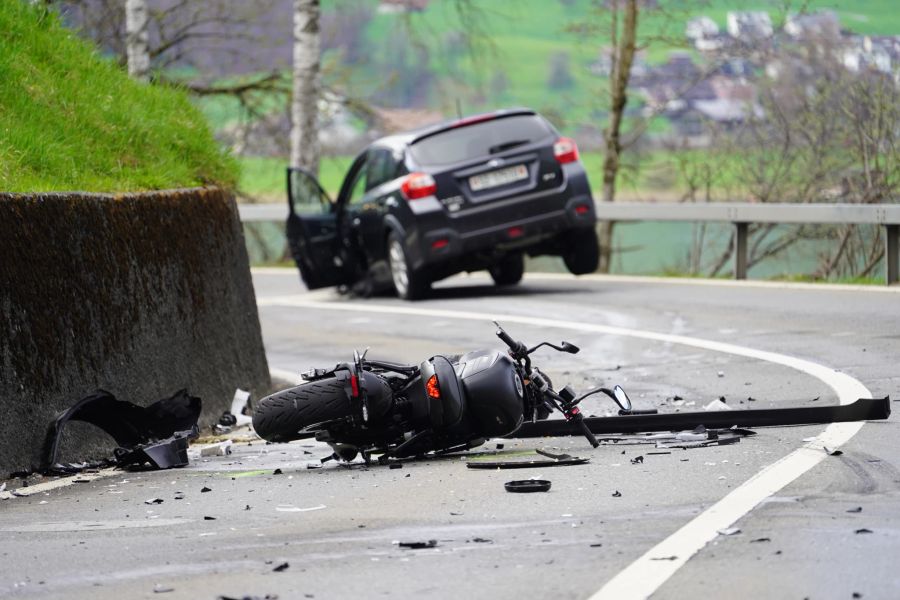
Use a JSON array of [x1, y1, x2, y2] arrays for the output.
[[389, 463, 403, 470], [144, 498, 164, 505], [505, 480, 551, 493], [847, 507, 863, 513], [630, 456, 644, 465], [469, 538, 493, 543], [272, 562, 290, 572], [855, 528, 873, 534], [201, 487, 212, 493], [204, 516, 217, 521], [650, 556, 678, 561], [514, 397, 891, 438], [750, 537, 771, 543], [590, 543, 603, 548], [825, 447, 844, 456], [398, 540, 438, 549], [217, 596, 279, 600], [272, 469, 283, 475], [43, 389, 201, 471], [468, 449, 588, 470], [216, 389, 253, 434], [611, 490, 622, 497]]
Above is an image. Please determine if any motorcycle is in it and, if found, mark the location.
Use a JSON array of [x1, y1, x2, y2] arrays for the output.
[[252, 322, 635, 463]]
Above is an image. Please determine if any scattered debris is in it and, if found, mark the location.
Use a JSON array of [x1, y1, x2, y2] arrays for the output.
[[153, 584, 175, 593], [717, 527, 741, 536], [272, 469, 283, 475], [272, 562, 290, 572], [468, 449, 589, 470], [647, 451, 671, 455], [216, 389, 253, 433], [276, 504, 326, 512], [611, 490, 622, 498], [750, 537, 771, 543], [855, 528, 873, 534], [43, 389, 201, 471], [204, 516, 217, 521], [389, 463, 403, 470], [504, 480, 552, 493], [650, 556, 678, 561], [630, 456, 644, 465], [198, 440, 233, 457], [469, 538, 492, 543], [397, 540, 438, 549], [201, 487, 212, 493], [217, 595, 279, 600], [824, 447, 843, 456], [144, 498, 164, 505], [495, 443, 505, 450], [704, 398, 731, 411], [847, 507, 863, 513], [590, 543, 603, 548]]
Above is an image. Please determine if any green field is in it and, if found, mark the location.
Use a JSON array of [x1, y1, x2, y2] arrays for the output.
[[198, 0, 900, 135], [0, 2, 236, 192]]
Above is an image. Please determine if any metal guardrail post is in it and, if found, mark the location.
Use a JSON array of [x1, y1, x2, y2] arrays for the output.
[[733, 222, 748, 280], [886, 224, 899, 285]]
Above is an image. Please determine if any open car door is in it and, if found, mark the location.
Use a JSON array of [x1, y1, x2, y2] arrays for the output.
[[285, 167, 353, 290]]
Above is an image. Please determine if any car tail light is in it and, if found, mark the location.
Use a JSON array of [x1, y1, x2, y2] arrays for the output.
[[453, 113, 495, 128], [400, 172, 437, 200], [431, 238, 449, 250], [575, 204, 590, 215], [426, 374, 441, 399], [553, 137, 579, 164]]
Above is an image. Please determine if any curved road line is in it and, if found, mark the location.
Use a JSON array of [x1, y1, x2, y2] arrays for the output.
[[258, 296, 872, 599]]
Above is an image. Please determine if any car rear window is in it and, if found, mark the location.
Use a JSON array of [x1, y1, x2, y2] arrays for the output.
[[408, 115, 554, 167]]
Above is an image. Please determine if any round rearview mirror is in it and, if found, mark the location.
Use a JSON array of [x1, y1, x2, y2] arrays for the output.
[[613, 385, 632, 411]]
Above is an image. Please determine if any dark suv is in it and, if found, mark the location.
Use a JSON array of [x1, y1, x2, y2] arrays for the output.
[[285, 108, 599, 299]]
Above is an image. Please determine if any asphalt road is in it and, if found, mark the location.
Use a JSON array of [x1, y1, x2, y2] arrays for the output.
[[1, 271, 898, 600]]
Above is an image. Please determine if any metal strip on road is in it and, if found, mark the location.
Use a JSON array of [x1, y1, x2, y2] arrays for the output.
[[258, 295, 873, 599]]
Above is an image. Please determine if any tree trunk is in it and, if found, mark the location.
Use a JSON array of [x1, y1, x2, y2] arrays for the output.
[[598, 0, 638, 273], [124, 0, 149, 82], [290, 0, 321, 176]]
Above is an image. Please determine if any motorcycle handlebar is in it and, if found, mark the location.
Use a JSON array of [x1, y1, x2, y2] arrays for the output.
[[576, 414, 600, 448], [494, 322, 525, 356]]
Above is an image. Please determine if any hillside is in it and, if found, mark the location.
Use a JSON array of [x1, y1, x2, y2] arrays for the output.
[[0, 1, 236, 193]]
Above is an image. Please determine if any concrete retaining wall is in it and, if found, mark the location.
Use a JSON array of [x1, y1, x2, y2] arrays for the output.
[[0, 188, 271, 475]]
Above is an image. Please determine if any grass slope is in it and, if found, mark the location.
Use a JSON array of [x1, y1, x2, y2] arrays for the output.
[[0, 2, 236, 193]]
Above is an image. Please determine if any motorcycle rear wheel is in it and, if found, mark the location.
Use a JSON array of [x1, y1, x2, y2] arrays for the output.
[[253, 378, 352, 443]]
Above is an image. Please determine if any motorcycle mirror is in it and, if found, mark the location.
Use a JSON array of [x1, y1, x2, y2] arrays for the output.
[[612, 385, 632, 411], [559, 341, 579, 354]]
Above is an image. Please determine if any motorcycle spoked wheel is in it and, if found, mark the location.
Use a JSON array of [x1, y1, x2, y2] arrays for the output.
[[253, 377, 353, 443]]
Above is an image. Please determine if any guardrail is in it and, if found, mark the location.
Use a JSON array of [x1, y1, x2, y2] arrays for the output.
[[238, 201, 900, 285]]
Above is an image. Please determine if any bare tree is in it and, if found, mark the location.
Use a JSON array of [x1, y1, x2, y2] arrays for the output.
[[290, 0, 321, 175], [124, 0, 149, 80]]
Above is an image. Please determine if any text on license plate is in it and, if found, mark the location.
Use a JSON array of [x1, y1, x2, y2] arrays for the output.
[[469, 164, 528, 192]]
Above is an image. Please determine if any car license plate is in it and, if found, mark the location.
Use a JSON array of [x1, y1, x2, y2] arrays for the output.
[[469, 164, 528, 192]]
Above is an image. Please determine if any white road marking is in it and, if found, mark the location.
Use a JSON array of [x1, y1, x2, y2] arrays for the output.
[[258, 295, 872, 599]]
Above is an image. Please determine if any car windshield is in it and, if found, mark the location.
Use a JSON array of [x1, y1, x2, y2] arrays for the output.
[[408, 115, 554, 167]]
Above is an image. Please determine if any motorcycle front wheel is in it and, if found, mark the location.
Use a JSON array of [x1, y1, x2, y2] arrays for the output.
[[253, 378, 352, 443]]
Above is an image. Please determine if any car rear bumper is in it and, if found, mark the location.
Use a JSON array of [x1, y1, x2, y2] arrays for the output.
[[417, 193, 596, 267]]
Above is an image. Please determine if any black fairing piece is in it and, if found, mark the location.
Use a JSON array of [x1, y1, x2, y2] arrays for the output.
[[42, 389, 201, 470], [456, 350, 525, 437], [418, 355, 466, 429]]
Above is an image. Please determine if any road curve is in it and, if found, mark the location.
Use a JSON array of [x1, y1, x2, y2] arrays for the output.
[[254, 270, 899, 600]]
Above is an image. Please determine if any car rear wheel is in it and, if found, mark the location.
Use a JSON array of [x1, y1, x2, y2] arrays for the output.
[[488, 253, 524, 286], [388, 232, 428, 300], [563, 228, 600, 275]]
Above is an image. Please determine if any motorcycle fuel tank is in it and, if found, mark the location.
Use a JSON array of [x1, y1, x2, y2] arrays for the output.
[[455, 350, 525, 437]]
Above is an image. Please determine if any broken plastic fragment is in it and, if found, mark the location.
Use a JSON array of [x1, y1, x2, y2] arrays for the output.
[[704, 398, 731, 411], [750, 537, 771, 543], [855, 528, 873, 534], [398, 540, 437, 549], [630, 456, 644, 465], [272, 562, 289, 572], [145, 498, 164, 505], [611, 490, 622, 498], [847, 507, 863, 513], [276, 504, 326, 512], [201, 487, 212, 493], [717, 527, 741, 536]]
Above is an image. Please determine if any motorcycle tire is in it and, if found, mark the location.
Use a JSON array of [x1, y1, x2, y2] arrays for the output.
[[253, 378, 352, 443]]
